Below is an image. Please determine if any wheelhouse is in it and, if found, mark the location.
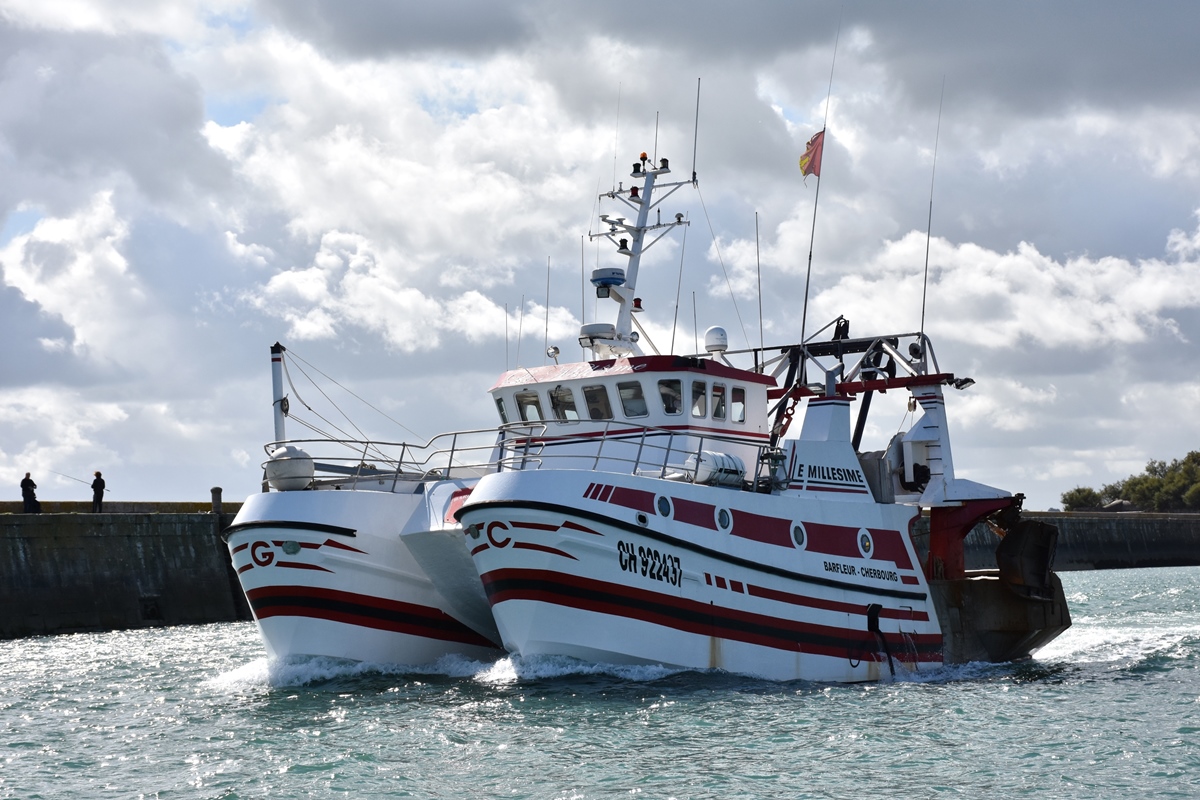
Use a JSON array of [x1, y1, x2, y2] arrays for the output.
[[489, 355, 776, 476]]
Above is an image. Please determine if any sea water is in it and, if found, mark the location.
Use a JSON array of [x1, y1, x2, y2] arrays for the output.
[[2, 566, 1198, 799]]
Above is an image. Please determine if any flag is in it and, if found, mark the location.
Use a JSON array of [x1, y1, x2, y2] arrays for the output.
[[799, 129, 825, 178]]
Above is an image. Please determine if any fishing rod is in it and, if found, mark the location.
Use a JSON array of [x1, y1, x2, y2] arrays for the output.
[[49, 470, 109, 492]]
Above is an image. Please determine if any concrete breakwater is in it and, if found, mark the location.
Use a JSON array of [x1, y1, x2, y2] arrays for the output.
[[0, 498, 250, 640], [1, 505, 1197, 641]]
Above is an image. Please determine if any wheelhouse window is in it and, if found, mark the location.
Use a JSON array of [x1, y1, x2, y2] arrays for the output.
[[617, 381, 649, 418], [691, 381, 707, 418], [731, 386, 746, 423], [712, 383, 727, 420], [549, 385, 580, 422], [583, 385, 614, 420], [495, 397, 509, 424], [515, 390, 544, 422], [658, 379, 683, 416]]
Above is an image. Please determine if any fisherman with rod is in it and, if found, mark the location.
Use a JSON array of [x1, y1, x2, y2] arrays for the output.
[[49, 469, 109, 512]]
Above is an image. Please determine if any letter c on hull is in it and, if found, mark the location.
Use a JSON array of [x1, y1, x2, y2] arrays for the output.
[[487, 521, 512, 548]]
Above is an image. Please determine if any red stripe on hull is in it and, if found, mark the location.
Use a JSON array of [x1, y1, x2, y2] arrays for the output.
[[512, 520, 561, 532], [671, 497, 718, 530], [276, 561, 333, 572], [513, 541, 578, 560], [747, 582, 929, 621], [730, 508, 792, 548], [246, 585, 497, 648], [481, 568, 942, 663], [609, 486, 655, 514]]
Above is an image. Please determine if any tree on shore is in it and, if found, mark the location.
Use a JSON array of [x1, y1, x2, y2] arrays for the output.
[[1062, 451, 1200, 512]]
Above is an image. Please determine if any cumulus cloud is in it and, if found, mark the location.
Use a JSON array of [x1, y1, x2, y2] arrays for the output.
[[0, 192, 181, 368], [806, 229, 1200, 352]]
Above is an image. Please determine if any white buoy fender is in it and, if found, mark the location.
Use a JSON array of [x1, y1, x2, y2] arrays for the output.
[[265, 445, 314, 491]]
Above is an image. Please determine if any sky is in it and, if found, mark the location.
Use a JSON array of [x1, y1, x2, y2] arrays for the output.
[[2, 1, 1199, 510]]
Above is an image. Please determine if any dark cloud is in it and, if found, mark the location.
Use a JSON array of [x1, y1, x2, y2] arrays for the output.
[[256, 0, 536, 57], [527, 1, 1200, 114], [0, 284, 77, 386]]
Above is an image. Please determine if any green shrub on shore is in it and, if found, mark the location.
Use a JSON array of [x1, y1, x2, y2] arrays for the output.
[[1063, 452, 1200, 512]]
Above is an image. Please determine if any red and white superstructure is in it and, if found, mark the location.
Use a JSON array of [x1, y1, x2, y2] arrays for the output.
[[456, 153, 1070, 681]]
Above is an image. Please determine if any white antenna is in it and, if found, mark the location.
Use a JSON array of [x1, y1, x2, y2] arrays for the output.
[[799, 19, 840, 349], [653, 111, 660, 165], [611, 83, 622, 191], [920, 78, 946, 340], [670, 220, 689, 354], [515, 294, 524, 366], [755, 211, 763, 352], [691, 78, 700, 183], [544, 256, 551, 364]]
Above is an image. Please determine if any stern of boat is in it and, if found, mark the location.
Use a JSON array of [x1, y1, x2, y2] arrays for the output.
[[915, 497, 1071, 663]]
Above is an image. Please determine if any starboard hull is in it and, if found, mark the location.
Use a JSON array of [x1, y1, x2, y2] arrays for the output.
[[460, 470, 945, 682]]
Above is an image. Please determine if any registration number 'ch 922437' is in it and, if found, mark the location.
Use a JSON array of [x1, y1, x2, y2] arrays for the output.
[[617, 540, 681, 587]]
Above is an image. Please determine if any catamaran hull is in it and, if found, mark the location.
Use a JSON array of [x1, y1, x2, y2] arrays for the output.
[[227, 488, 501, 665], [460, 470, 946, 682]]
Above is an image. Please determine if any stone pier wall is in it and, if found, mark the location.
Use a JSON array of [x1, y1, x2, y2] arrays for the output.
[[919, 511, 1200, 572], [0, 502, 250, 640]]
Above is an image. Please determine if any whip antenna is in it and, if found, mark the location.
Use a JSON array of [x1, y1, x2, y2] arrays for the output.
[[515, 294, 524, 366], [756, 211, 764, 353], [670, 220, 689, 354], [691, 78, 701, 183], [611, 83, 622, 190], [920, 78, 946, 341], [799, 18, 841, 348], [653, 111, 659, 165]]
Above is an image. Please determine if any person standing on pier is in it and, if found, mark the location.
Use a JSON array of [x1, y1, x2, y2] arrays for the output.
[[21, 472, 39, 513], [91, 471, 106, 513]]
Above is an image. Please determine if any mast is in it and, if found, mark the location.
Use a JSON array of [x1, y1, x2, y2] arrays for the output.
[[582, 153, 692, 358], [270, 342, 288, 443]]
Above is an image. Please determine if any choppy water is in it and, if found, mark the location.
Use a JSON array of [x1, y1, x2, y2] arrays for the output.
[[3, 567, 1198, 799]]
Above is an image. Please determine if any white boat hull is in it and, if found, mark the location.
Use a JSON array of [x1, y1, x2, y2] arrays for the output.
[[460, 470, 944, 682], [227, 487, 501, 664]]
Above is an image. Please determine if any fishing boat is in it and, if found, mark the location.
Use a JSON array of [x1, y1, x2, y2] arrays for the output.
[[223, 344, 505, 665], [455, 152, 1071, 681]]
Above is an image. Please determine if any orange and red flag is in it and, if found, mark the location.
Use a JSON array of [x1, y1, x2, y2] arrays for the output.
[[799, 129, 825, 178]]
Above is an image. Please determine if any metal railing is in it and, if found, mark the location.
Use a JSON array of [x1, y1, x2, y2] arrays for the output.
[[263, 424, 544, 490], [492, 420, 781, 491], [263, 420, 782, 493]]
